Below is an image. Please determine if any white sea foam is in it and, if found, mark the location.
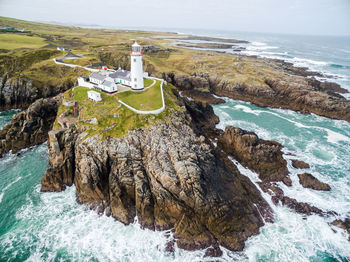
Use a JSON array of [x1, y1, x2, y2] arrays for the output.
[[234, 105, 261, 115]]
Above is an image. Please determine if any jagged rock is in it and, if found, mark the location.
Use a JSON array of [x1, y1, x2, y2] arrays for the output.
[[42, 110, 273, 253], [292, 159, 310, 169], [281, 196, 324, 215], [204, 245, 223, 257], [41, 128, 78, 192], [298, 173, 331, 191], [331, 219, 350, 240], [217, 126, 291, 186], [0, 98, 58, 157]]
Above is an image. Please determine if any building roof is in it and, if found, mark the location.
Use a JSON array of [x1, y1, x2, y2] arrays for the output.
[[132, 41, 140, 47], [90, 72, 106, 81], [101, 80, 115, 88], [88, 90, 101, 96], [108, 69, 131, 81]]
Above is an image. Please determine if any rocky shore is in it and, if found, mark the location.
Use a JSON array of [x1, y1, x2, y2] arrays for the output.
[[164, 71, 350, 123]]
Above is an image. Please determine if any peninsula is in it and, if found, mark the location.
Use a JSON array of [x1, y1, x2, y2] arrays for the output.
[[0, 16, 349, 256]]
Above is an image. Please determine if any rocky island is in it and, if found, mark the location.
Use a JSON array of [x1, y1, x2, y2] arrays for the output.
[[0, 16, 349, 257]]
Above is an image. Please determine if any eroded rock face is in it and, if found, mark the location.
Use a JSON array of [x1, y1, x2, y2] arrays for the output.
[[298, 173, 331, 191], [0, 98, 58, 157], [41, 128, 78, 192], [165, 73, 350, 123], [217, 126, 291, 186], [42, 110, 273, 252], [0, 76, 74, 111]]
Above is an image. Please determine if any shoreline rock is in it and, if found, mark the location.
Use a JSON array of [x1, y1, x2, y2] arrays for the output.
[[292, 159, 310, 169], [217, 126, 291, 186], [165, 72, 350, 123], [298, 173, 331, 191]]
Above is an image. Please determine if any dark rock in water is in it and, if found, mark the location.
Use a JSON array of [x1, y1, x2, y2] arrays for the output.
[[281, 196, 323, 215], [0, 98, 58, 157], [298, 173, 331, 191], [292, 159, 310, 169], [218, 126, 291, 186], [41, 109, 273, 253], [204, 245, 223, 257], [331, 219, 350, 241]]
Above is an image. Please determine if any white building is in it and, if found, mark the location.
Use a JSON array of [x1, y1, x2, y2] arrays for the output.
[[86, 41, 145, 92], [88, 90, 102, 102], [89, 73, 118, 93], [130, 42, 144, 90]]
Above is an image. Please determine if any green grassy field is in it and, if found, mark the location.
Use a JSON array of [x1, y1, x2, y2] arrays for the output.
[[118, 80, 163, 110], [0, 33, 47, 49]]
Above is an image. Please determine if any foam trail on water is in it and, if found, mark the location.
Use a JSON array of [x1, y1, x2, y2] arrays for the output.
[[0, 177, 22, 203]]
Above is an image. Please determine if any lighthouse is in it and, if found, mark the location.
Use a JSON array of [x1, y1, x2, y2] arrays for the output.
[[130, 41, 144, 90]]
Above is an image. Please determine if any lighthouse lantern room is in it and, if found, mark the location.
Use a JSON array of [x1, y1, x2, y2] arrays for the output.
[[130, 42, 144, 90]]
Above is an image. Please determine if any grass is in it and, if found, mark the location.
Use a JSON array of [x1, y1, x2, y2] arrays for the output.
[[144, 78, 154, 87], [0, 33, 47, 49], [57, 84, 180, 139], [118, 80, 163, 110]]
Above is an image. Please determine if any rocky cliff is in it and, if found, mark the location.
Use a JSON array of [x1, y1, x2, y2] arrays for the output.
[[0, 75, 74, 111], [164, 72, 350, 123], [41, 109, 274, 254], [0, 98, 58, 157]]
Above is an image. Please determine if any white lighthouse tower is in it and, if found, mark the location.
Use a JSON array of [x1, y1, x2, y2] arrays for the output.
[[130, 41, 144, 90]]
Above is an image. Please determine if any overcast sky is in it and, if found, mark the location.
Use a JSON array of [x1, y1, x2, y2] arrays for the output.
[[1, 0, 350, 36]]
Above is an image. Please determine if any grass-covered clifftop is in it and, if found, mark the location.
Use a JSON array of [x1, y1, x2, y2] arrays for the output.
[[55, 82, 180, 139]]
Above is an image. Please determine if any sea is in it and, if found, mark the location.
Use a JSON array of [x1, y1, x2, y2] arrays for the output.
[[1, 30, 350, 261]]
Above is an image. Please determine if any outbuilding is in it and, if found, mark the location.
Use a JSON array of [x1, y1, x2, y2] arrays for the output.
[[87, 90, 102, 102]]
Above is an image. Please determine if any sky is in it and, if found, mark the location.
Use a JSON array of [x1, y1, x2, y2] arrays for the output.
[[0, 0, 350, 36]]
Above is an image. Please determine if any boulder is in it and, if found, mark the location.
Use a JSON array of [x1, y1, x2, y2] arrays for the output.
[[292, 159, 310, 169]]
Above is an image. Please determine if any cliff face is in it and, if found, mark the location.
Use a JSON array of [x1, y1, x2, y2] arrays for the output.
[[0, 76, 74, 111], [0, 98, 58, 157], [164, 72, 350, 123], [41, 109, 273, 253]]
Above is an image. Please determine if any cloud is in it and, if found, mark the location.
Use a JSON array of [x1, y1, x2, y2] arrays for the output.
[[0, 0, 349, 35]]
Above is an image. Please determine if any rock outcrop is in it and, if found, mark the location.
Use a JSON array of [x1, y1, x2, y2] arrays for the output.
[[292, 159, 310, 169], [0, 98, 59, 157], [217, 126, 291, 186], [298, 173, 331, 191], [41, 109, 273, 253]]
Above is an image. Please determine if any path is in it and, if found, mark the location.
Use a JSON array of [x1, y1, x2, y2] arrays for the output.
[[53, 59, 99, 72]]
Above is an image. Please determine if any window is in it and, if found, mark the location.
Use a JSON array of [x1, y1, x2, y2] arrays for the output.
[[134, 58, 136, 62], [134, 78, 137, 82]]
